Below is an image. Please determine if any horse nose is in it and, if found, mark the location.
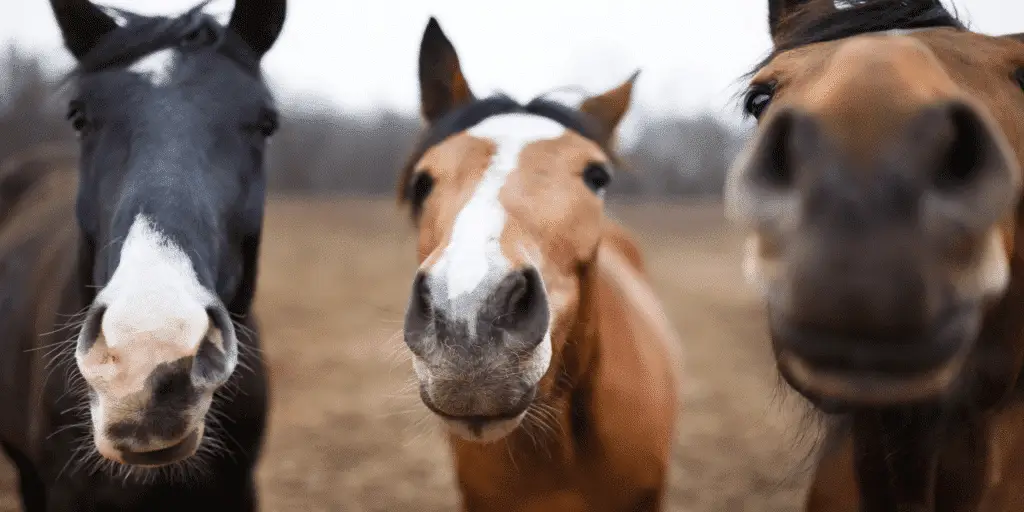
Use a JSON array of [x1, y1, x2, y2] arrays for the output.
[[404, 267, 550, 353], [76, 300, 235, 394]]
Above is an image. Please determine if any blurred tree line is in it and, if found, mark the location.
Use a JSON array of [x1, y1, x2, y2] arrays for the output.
[[0, 47, 747, 198]]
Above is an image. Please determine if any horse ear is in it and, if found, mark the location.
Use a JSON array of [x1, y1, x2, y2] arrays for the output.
[[418, 17, 475, 124], [579, 70, 640, 146], [229, 0, 287, 57], [48, 0, 118, 60], [768, 0, 830, 43], [1006, 33, 1024, 42]]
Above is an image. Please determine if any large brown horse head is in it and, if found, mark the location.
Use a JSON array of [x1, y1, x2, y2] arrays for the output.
[[727, 0, 1024, 409]]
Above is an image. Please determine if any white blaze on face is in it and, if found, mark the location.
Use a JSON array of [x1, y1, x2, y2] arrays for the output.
[[430, 113, 566, 304], [79, 215, 217, 398], [129, 48, 178, 87]]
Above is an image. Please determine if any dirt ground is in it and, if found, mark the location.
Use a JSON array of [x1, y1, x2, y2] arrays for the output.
[[0, 197, 824, 511]]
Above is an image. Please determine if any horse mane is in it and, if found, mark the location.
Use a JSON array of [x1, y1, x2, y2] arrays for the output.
[[397, 93, 618, 205], [67, 1, 260, 79], [755, 0, 965, 73], [0, 143, 78, 232]]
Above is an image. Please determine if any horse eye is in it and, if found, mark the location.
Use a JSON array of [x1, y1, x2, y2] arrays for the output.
[[744, 83, 776, 120], [582, 163, 612, 193], [66, 101, 88, 135], [1014, 68, 1024, 91], [408, 172, 434, 215], [258, 110, 279, 137]]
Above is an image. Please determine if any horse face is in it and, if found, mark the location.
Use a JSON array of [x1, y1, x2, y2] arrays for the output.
[[728, 0, 1024, 408], [50, 0, 285, 466], [398, 18, 635, 443]]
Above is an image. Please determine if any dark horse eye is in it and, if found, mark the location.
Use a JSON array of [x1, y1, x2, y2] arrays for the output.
[[744, 82, 776, 120], [408, 172, 434, 215], [66, 101, 88, 134], [257, 110, 279, 137], [582, 163, 612, 193], [1015, 68, 1024, 91]]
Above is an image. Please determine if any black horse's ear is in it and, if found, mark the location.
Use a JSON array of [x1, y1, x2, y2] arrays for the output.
[[49, 0, 118, 60], [768, 0, 831, 43], [229, 0, 287, 57], [418, 17, 475, 124]]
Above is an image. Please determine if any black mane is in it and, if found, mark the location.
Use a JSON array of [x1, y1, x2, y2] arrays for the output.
[[757, 0, 965, 71], [399, 94, 613, 203], [71, 2, 259, 78]]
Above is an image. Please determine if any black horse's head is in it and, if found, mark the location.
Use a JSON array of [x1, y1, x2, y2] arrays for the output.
[[49, 0, 285, 467]]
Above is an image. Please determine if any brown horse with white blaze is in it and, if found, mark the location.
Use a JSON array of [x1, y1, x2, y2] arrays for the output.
[[726, 0, 1024, 510], [397, 18, 682, 512]]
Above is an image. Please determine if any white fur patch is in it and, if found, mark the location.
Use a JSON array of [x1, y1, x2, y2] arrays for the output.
[[431, 114, 566, 302], [98, 215, 213, 351], [80, 215, 217, 397], [129, 48, 178, 87]]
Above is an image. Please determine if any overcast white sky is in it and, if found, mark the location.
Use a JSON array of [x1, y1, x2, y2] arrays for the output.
[[2, 0, 1021, 129]]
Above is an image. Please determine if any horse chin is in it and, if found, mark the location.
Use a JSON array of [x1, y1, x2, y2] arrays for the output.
[[776, 350, 970, 410], [442, 412, 527, 444], [94, 423, 205, 467]]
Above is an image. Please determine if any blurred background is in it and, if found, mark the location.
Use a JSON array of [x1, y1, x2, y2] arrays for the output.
[[0, 0, 1017, 510]]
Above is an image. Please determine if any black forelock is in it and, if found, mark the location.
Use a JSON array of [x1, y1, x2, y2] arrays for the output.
[[69, 1, 260, 79], [421, 94, 606, 156], [398, 94, 612, 203], [754, 0, 965, 73]]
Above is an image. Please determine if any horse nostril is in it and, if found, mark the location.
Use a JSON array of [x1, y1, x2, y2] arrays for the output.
[[747, 108, 806, 191], [192, 307, 233, 386], [490, 268, 549, 344], [410, 271, 433, 321], [78, 305, 106, 354], [404, 272, 436, 353], [922, 101, 1001, 193]]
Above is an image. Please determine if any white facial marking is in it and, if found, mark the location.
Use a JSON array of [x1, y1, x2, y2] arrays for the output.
[[431, 113, 566, 303], [79, 215, 219, 397], [957, 230, 1010, 301], [129, 48, 178, 87]]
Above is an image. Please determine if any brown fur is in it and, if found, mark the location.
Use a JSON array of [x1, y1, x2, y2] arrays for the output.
[[447, 227, 681, 511]]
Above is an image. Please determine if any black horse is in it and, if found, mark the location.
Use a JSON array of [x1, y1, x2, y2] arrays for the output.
[[0, 0, 285, 510]]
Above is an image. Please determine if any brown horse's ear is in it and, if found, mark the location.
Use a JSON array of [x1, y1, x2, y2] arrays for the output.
[[768, 0, 831, 44], [579, 70, 640, 147], [418, 17, 475, 124]]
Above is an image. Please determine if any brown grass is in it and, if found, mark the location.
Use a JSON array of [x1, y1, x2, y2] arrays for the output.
[[0, 198, 821, 511]]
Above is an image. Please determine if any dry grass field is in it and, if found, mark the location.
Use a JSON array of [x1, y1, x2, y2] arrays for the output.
[[0, 197, 824, 511]]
